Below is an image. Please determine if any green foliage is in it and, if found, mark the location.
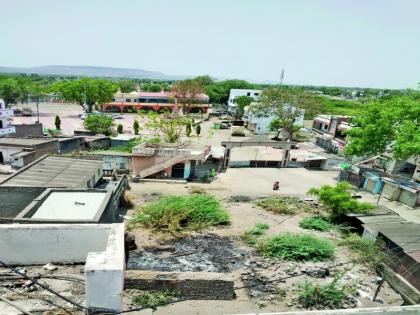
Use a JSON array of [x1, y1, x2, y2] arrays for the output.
[[132, 290, 177, 311], [299, 216, 334, 232], [185, 121, 192, 137], [141, 82, 163, 92], [269, 119, 303, 140], [254, 197, 296, 215], [84, 114, 113, 136], [253, 87, 321, 140], [53, 78, 117, 112], [108, 137, 142, 153], [203, 79, 257, 104], [234, 95, 253, 117], [308, 182, 373, 222], [130, 195, 230, 234], [338, 233, 390, 269], [54, 115, 61, 130], [139, 110, 189, 143], [258, 233, 335, 261], [242, 223, 269, 245], [316, 96, 363, 117], [118, 79, 136, 93], [345, 95, 420, 159], [296, 274, 357, 309], [133, 119, 140, 135], [117, 123, 123, 134], [195, 124, 201, 136]]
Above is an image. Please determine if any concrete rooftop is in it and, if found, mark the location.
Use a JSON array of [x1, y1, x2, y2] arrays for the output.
[[0, 155, 102, 188], [31, 191, 107, 220], [0, 137, 56, 147]]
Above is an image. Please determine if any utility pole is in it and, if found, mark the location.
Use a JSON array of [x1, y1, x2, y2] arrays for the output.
[[36, 96, 40, 123]]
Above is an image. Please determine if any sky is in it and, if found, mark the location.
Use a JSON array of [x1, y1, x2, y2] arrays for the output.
[[1, 0, 419, 89]]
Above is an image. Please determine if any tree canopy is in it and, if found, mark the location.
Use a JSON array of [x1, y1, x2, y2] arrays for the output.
[[53, 78, 117, 112], [233, 95, 253, 118], [172, 79, 203, 114], [202, 79, 257, 104], [84, 114, 114, 136], [252, 87, 321, 140], [345, 95, 420, 159]]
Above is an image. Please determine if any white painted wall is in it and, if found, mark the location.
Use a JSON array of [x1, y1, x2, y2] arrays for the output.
[[85, 224, 125, 312], [0, 146, 23, 163], [228, 89, 261, 113], [0, 224, 110, 264]]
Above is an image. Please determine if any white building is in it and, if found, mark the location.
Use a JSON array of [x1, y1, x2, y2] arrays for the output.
[[228, 89, 262, 115], [243, 104, 304, 134], [0, 99, 15, 137]]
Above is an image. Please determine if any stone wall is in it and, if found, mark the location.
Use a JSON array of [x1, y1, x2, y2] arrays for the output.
[[125, 271, 234, 300]]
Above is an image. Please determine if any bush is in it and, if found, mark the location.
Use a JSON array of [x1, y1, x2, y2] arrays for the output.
[[242, 223, 269, 245], [299, 216, 333, 232], [84, 114, 113, 136], [133, 119, 140, 135], [296, 275, 357, 309], [117, 123, 123, 134], [254, 197, 296, 215], [338, 233, 390, 270], [130, 195, 230, 234], [132, 290, 177, 311], [258, 233, 335, 261], [308, 182, 373, 222]]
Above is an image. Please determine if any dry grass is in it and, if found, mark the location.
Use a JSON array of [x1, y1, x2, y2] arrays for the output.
[[121, 191, 136, 208]]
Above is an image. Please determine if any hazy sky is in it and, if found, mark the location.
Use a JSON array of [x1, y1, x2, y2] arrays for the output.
[[1, 0, 419, 88]]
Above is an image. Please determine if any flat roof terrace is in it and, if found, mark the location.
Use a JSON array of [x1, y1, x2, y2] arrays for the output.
[[31, 191, 108, 220], [0, 155, 102, 188], [0, 137, 57, 147]]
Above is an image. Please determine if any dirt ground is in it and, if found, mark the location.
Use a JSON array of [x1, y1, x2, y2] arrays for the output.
[[123, 170, 403, 315]]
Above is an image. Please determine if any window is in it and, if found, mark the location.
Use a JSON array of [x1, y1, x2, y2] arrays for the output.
[[254, 93, 259, 96], [112, 98, 115, 102], [324, 124, 329, 130], [247, 92, 251, 96], [126, 98, 130, 102]]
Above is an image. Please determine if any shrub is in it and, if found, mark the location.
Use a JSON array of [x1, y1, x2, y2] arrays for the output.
[[117, 123, 123, 134], [338, 233, 390, 270], [54, 115, 61, 130], [296, 275, 357, 309], [258, 233, 335, 261], [130, 195, 230, 234], [308, 182, 374, 222], [299, 216, 333, 232], [254, 197, 296, 215], [242, 223, 269, 245], [132, 290, 177, 311], [84, 114, 113, 136], [133, 119, 140, 135]]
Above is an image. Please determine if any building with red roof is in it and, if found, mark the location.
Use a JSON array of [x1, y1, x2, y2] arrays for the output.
[[100, 88, 210, 113]]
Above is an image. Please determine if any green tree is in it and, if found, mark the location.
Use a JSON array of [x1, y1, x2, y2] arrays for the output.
[[54, 115, 61, 130], [84, 115, 113, 136], [308, 182, 373, 222], [54, 78, 117, 113], [203, 79, 256, 104], [253, 87, 321, 140], [133, 119, 140, 135], [139, 110, 189, 143], [0, 78, 20, 106], [234, 95, 253, 118], [269, 119, 302, 140], [117, 123, 123, 134], [118, 80, 136, 93], [345, 95, 420, 159]]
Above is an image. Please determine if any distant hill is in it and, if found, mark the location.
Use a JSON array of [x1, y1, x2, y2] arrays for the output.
[[0, 65, 187, 80]]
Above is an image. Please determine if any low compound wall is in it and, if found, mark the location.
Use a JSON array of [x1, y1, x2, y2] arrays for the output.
[[0, 223, 125, 312], [0, 224, 110, 264]]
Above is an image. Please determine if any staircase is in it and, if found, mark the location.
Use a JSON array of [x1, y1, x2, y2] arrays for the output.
[[138, 155, 190, 178]]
